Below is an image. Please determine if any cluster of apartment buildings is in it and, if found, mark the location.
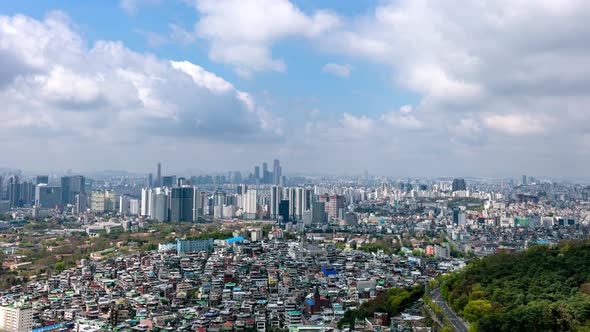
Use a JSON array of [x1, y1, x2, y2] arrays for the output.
[[0, 231, 470, 332]]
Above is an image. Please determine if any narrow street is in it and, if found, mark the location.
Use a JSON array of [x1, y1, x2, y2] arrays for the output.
[[430, 288, 469, 332]]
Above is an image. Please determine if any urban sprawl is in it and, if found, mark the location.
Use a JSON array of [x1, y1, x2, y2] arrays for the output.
[[0, 161, 588, 332]]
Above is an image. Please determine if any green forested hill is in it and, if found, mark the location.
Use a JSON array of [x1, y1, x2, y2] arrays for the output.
[[441, 240, 590, 331]]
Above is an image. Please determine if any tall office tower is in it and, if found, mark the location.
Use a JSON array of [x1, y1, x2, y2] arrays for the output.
[[273, 159, 281, 185], [254, 166, 260, 182], [35, 184, 61, 209], [207, 195, 215, 216], [303, 188, 312, 213], [75, 193, 87, 214], [7, 176, 19, 208], [262, 162, 269, 184], [90, 191, 104, 213], [319, 194, 345, 219], [294, 187, 312, 220], [233, 171, 242, 184], [151, 188, 169, 222], [243, 189, 258, 219], [119, 195, 131, 215], [36, 175, 49, 185], [311, 201, 327, 224], [213, 190, 227, 206], [452, 207, 460, 226], [162, 176, 175, 187], [147, 173, 153, 188], [522, 175, 527, 186], [60, 176, 70, 205], [270, 185, 282, 219], [170, 187, 195, 222], [192, 187, 201, 221], [103, 190, 115, 212], [18, 182, 34, 207], [237, 184, 248, 195], [177, 177, 188, 187], [91, 190, 115, 213], [141, 188, 151, 216], [278, 199, 290, 223], [194, 189, 207, 220], [287, 187, 297, 220], [61, 175, 85, 205], [156, 162, 162, 187], [451, 178, 467, 192], [129, 199, 140, 215]]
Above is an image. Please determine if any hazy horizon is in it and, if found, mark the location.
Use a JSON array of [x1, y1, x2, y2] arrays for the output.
[[1, 1, 589, 177]]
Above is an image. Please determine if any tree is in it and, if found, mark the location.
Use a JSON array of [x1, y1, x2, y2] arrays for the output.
[[54, 261, 66, 272], [463, 299, 493, 322]]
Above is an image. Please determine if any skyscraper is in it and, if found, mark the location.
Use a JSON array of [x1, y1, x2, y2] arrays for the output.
[[18, 182, 34, 207], [61, 175, 85, 205], [194, 188, 207, 220], [243, 189, 258, 219], [162, 176, 175, 187], [237, 184, 248, 195], [319, 194, 344, 219], [254, 166, 260, 182], [156, 162, 162, 187], [522, 175, 527, 186], [287, 187, 297, 220], [147, 173, 153, 188], [278, 199, 290, 223], [451, 178, 467, 192], [36, 175, 49, 185], [273, 159, 281, 185], [141, 188, 151, 216], [60, 176, 70, 205], [119, 195, 131, 215], [263, 162, 270, 184], [170, 187, 195, 222], [151, 188, 169, 222], [177, 177, 188, 187], [90, 190, 115, 213], [35, 184, 61, 209], [452, 207, 460, 226], [75, 193, 87, 214], [7, 176, 19, 208], [294, 187, 312, 220], [270, 185, 282, 219], [311, 201, 327, 224]]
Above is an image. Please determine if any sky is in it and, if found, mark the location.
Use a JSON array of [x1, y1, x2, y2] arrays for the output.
[[0, 0, 589, 178]]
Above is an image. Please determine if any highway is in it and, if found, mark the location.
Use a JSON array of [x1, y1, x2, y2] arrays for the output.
[[430, 288, 469, 332]]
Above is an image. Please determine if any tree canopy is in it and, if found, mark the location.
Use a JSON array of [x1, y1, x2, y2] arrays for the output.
[[441, 240, 590, 331]]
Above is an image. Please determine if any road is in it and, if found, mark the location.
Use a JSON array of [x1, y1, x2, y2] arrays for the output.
[[430, 288, 469, 332], [445, 234, 466, 255]]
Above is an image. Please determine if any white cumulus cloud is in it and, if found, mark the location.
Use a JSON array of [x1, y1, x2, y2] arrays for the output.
[[0, 12, 282, 168]]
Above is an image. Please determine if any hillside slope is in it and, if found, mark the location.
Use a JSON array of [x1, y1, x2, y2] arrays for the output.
[[441, 240, 590, 331]]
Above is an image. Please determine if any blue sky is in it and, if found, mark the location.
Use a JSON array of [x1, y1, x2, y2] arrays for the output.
[[0, 0, 418, 121], [0, 0, 589, 177]]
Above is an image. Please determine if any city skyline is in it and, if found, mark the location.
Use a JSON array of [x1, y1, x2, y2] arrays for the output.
[[1, 1, 589, 177], [2, 2, 590, 327]]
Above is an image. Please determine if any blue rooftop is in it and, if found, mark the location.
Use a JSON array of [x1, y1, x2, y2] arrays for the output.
[[33, 323, 66, 332], [226, 236, 245, 244], [322, 265, 337, 276]]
